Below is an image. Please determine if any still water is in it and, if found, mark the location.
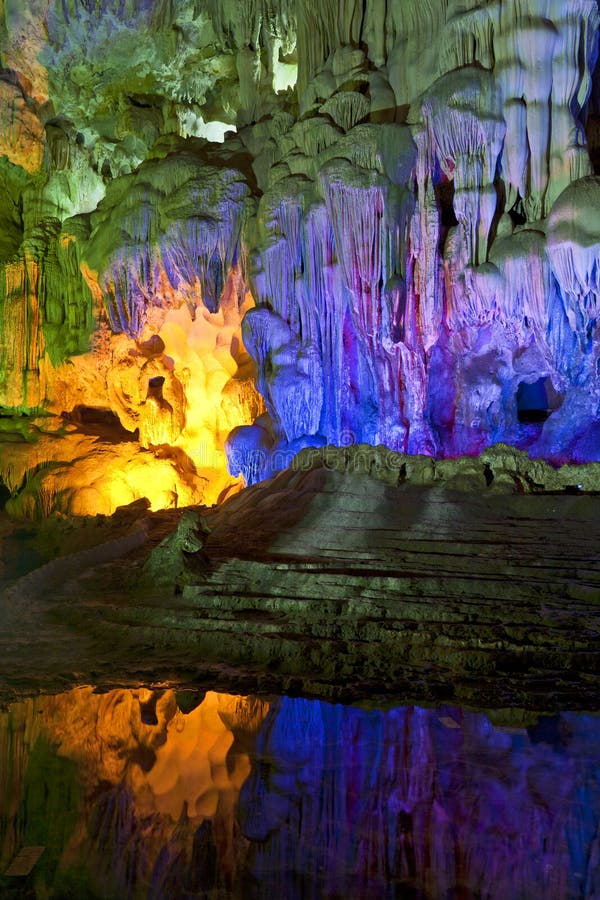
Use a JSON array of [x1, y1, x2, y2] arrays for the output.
[[1, 687, 599, 899]]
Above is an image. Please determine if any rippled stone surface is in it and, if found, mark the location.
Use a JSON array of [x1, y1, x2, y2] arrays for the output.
[[2, 453, 600, 710]]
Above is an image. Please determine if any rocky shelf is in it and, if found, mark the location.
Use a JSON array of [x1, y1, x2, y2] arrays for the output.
[[1, 447, 600, 714]]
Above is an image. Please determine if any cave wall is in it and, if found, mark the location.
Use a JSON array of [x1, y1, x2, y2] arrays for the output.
[[1, 0, 600, 512]]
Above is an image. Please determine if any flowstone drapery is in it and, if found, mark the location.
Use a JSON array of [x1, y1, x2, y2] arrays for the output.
[[2, 1, 600, 509]]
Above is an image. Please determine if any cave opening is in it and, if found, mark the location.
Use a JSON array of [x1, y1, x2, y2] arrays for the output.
[[435, 178, 458, 229], [147, 375, 166, 400], [63, 405, 138, 440], [516, 377, 562, 424]]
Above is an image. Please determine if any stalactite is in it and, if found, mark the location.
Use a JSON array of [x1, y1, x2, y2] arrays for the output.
[[547, 176, 600, 324], [4, 0, 600, 501], [84, 161, 249, 337], [494, 0, 599, 220], [301, 202, 346, 441], [411, 133, 444, 353], [420, 67, 505, 267]]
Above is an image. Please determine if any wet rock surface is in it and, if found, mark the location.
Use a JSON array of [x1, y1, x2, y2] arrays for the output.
[[1, 449, 600, 713]]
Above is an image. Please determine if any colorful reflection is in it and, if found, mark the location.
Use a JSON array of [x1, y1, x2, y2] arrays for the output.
[[1, 689, 600, 898], [0, 688, 269, 899]]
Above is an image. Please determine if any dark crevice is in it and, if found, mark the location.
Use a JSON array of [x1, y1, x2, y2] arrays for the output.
[[435, 179, 458, 228], [62, 405, 138, 441], [126, 94, 154, 109], [586, 114, 600, 174], [0, 481, 10, 509], [148, 375, 166, 400], [508, 200, 527, 227], [516, 377, 563, 424]]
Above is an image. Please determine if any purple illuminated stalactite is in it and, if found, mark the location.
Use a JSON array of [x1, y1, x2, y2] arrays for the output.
[[234, 154, 439, 471], [410, 132, 443, 354], [231, 0, 600, 474], [302, 203, 346, 442], [90, 163, 249, 338], [321, 160, 428, 451]]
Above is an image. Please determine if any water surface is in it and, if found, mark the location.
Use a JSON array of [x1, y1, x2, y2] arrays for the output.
[[1, 687, 599, 899]]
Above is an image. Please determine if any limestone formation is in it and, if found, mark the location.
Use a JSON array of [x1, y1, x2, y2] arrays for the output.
[[142, 507, 210, 587], [1, 2, 600, 512]]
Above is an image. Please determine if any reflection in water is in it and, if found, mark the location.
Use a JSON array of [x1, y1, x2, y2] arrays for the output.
[[1, 690, 600, 899], [0, 689, 269, 899]]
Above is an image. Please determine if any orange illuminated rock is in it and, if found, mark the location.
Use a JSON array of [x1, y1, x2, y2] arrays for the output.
[[0, 237, 259, 516], [37, 688, 269, 822], [0, 0, 51, 105], [0, 82, 45, 173], [0, 419, 212, 518]]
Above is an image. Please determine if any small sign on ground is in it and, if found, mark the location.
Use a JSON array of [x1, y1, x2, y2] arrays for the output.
[[5, 846, 45, 876]]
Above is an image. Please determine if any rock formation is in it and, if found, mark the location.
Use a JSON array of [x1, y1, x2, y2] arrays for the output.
[[1, 1, 600, 513], [3, 446, 600, 711]]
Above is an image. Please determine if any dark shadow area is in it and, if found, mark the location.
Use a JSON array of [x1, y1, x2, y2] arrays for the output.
[[586, 114, 600, 174], [147, 375, 166, 400], [508, 199, 527, 227], [516, 377, 563, 424], [62, 406, 138, 441], [586, 51, 600, 174], [435, 178, 458, 228], [0, 482, 9, 510]]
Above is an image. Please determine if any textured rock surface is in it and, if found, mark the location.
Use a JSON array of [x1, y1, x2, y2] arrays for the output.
[[2, 449, 600, 710], [1, 2, 600, 511]]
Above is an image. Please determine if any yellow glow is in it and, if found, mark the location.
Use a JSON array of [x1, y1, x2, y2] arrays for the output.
[[1, 688, 270, 884], [40, 687, 269, 825], [5, 263, 264, 517]]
